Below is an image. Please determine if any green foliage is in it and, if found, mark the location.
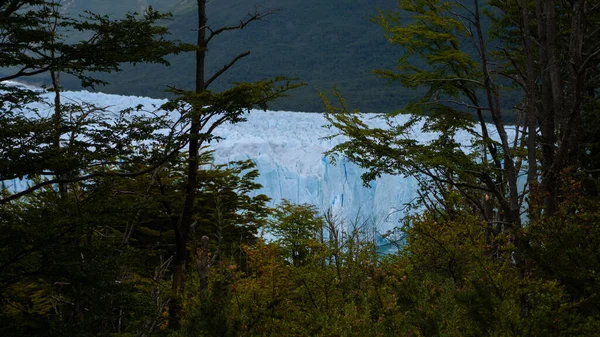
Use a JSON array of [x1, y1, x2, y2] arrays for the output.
[[315, 0, 600, 336], [0, 0, 187, 205], [0, 1, 277, 335], [194, 159, 271, 259], [0, 0, 184, 87], [0, 183, 160, 336], [1, 100, 177, 187], [0, 148, 274, 336], [179, 181, 600, 337], [268, 200, 325, 266], [321, 1, 503, 193], [162, 76, 303, 146]]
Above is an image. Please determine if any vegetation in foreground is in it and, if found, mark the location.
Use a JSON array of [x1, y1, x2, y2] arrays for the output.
[[1, 0, 600, 336]]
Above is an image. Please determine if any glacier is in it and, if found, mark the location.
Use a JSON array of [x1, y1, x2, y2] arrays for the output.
[[3, 85, 490, 238], [209, 109, 422, 233]]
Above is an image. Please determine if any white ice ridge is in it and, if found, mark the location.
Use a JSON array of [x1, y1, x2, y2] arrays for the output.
[[4, 85, 506, 233]]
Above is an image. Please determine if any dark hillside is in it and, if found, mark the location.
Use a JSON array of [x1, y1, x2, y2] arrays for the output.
[[53, 0, 409, 112]]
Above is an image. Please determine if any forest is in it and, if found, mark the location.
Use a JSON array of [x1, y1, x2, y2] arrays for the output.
[[1, 0, 600, 336]]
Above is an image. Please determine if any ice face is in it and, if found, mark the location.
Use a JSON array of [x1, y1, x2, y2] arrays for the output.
[[207, 109, 421, 233]]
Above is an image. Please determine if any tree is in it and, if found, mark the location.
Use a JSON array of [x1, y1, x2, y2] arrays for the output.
[[0, 0, 186, 204], [0, 0, 177, 86], [0, 1, 189, 335], [324, 0, 599, 254], [268, 200, 324, 267], [163, 0, 301, 329], [499, 0, 600, 215], [327, 0, 599, 217], [193, 159, 271, 263], [65, 151, 273, 336]]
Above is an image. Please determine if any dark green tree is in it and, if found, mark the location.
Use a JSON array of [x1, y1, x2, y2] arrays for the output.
[[0, 0, 187, 204], [0, 1, 188, 335], [268, 200, 324, 267]]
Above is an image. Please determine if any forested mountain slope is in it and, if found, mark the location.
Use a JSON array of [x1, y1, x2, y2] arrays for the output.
[[42, 0, 405, 113]]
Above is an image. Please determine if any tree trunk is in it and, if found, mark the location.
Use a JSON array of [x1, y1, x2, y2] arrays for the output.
[[519, 0, 539, 218], [536, 0, 585, 216], [168, 0, 207, 330]]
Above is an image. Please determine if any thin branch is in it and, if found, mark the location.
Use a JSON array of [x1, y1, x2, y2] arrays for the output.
[[0, 66, 51, 82], [579, 47, 600, 73], [204, 51, 250, 89], [204, 9, 278, 45], [430, 99, 490, 111], [451, 0, 476, 17], [419, 77, 484, 86], [499, 48, 527, 88]]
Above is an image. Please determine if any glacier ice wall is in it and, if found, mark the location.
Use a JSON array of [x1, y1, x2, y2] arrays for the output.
[[3, 86, 477, 234], [209, 110, 420, 231]]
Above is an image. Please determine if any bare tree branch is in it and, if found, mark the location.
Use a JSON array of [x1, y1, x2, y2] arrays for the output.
[[429, 99, 490, 111], [203, 8, 278, 45], [204, 51, 250, 89], [0, 66, 52, 82]]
